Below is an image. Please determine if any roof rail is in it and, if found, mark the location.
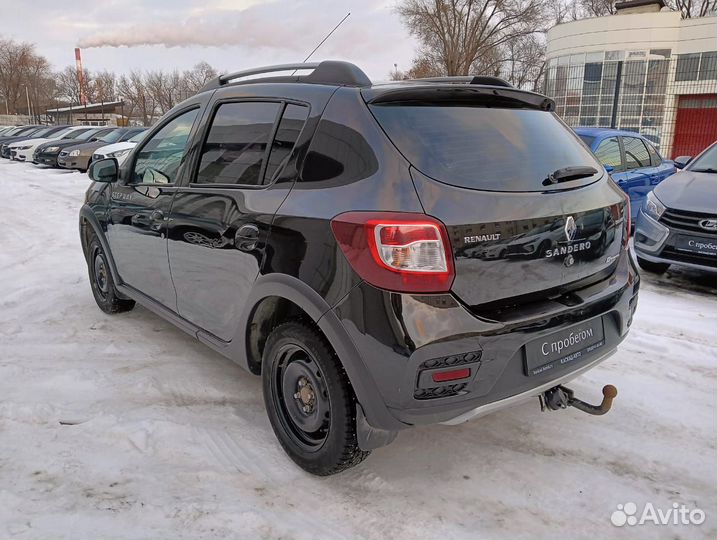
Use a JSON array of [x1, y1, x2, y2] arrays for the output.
[[413, 75, 513, 88], [200, 61, 371, 92]]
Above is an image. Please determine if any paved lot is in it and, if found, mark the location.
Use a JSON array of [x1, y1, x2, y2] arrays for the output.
[[1, 159, 715, 539]]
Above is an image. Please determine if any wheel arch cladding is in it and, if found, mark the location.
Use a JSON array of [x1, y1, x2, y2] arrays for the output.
[[241, 274, 406, 432], [79, 205, 121, 285]]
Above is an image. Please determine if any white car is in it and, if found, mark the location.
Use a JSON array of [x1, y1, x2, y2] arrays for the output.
[[9, 126, 94, 162], [92, 129, 147, 166]]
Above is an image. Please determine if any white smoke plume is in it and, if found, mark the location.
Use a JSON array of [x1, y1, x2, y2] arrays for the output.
[[78, 11, 316, 50]]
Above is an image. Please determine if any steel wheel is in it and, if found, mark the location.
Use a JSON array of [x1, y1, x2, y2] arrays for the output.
[[270, 343, 331, 452], [92, 249, 110, 298]]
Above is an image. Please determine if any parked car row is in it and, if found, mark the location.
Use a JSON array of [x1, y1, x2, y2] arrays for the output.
[[0, 124, 146, 171], [573, 127, 716, 275]]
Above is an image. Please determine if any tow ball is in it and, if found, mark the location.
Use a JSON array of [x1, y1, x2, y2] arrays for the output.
[[541, 384, 618, 416]]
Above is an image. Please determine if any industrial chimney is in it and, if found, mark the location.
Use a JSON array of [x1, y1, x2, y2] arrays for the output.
[[74, 47, 87, 106]]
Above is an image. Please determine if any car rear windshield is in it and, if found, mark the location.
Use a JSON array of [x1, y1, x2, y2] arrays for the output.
[[370, 104, 603, 192]]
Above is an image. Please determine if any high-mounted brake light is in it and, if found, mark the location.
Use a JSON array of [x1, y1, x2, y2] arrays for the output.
[[330, 212, 455, 293]]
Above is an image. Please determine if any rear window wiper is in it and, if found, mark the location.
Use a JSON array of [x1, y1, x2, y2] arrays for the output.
[[543, 166, 598, 186], [691, 168, 717, 173]]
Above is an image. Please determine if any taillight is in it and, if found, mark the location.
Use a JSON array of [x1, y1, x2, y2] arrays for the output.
[[330, 212, 455, 293]]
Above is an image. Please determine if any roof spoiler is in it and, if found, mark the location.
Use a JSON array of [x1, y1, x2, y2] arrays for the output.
[[413, 75, 513, 88], [365, 86, 555, 111]]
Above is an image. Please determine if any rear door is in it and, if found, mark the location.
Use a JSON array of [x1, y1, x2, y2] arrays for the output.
[[621, 135, 655, 217], [167, 94, 312, 341], [105, 106, 201, 310], [645, 139, 675, 184], [369, 99, 627, 310]]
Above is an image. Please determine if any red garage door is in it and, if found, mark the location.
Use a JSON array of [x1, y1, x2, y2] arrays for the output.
[[672, 94, 717, 158]]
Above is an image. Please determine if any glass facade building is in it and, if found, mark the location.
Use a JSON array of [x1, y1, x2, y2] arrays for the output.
[[544, 49, 717, 150]]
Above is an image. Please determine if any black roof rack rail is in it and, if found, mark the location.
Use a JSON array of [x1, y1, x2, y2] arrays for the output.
[[200, 60, 371, 92], [413, 75, 513, 88]]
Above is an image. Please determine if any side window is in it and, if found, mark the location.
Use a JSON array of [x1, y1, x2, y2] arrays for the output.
[[623, 137, 651, 170], [264, 104, 309, 183], [132, 108, 199, 184], [645, 141, 662, 166], [594, 137, 622, 169], [196, 101, 281, 186]]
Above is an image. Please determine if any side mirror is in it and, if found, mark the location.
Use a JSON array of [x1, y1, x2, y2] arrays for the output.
[[673, 155, 692, 169], [603, 164, 614, 173], [89, 158, 119, 183]]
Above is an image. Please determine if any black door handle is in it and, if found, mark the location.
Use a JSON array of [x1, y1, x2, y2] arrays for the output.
[[235, 224, 260, 251]]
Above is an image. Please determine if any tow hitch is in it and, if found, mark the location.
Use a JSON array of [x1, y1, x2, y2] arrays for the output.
[[541, 384, 618, 416]]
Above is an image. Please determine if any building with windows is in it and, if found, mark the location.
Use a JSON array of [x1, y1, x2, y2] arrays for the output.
[[545, 0, 717, 157], [46, 100, 127, 127]]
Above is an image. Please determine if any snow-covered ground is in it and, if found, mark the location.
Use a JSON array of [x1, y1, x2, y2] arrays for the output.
[[1, 159, 715, 540]]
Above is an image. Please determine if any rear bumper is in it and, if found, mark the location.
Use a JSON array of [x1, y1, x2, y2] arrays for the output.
[[330, 250, 639, 430], [634, 211, 717, 273], [440, 348, 616, 425]]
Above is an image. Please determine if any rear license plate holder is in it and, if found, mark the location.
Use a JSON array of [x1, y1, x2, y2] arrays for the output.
[[524, 317, 605, 377]]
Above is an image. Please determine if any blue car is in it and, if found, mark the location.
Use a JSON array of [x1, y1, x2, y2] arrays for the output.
[[574, 128, 675, 219]]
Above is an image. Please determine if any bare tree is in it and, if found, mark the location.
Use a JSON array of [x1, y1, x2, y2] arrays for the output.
[[500, 33, 547, 90], [118, 71, 156, 126], [55, 65, 93, 105], [181, 61, 218, 96], [145, 69, 182, 114], [94, 70, 117, 103], [0, 37, 55, 116], [669, 0, 717, 17], [396, 0, 549, 76], [577, 0, 616, 17], [567, 0, 716, 19]]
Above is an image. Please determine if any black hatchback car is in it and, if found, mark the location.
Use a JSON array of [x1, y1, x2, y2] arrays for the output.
[[80, 61, 638, 475]]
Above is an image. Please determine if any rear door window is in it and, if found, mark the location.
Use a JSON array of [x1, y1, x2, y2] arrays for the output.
[[264, 104, 309, 183], [594, 137, 623, 170], [623, 136, 651, 170], [196, 101, 282, 186], [644, 141, 662, 166], [369, 105, 602, 191]]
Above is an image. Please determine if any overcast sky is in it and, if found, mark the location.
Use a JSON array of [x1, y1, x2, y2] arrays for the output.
[[2, 0, 418, 81]]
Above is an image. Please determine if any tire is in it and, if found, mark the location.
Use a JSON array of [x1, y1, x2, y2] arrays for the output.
[[262, 321, 370, 475], [86, 234, 135, 314], [637, 256, 670, 274]]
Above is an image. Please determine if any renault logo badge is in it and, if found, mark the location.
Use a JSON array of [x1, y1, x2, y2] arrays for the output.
[[565, 216, 577, 241]]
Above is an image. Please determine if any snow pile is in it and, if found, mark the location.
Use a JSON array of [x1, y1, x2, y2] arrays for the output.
[[0, 160, 715, 539]]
